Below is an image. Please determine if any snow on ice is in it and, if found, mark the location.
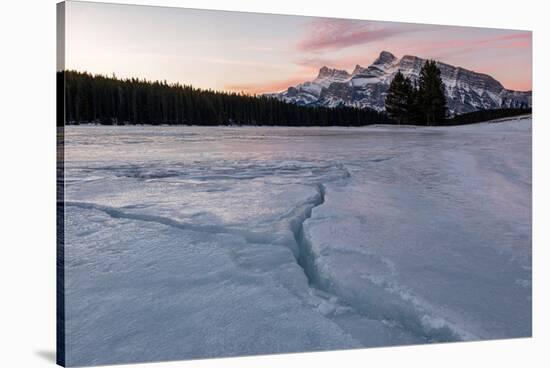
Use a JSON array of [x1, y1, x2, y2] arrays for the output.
[[62, 116, 532, 366]]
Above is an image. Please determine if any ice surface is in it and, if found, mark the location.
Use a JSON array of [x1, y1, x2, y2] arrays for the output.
[[62, 116, 532, 366]]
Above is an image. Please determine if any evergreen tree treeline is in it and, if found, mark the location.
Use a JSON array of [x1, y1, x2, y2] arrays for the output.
[[445, 108, 532, 125], [385, 60, 447, 125], [59, 71, 392, 126]]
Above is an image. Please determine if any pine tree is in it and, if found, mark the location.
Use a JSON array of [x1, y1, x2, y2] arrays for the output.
[[408, 80, 423, 125], [417, 60, 447, 125], [385, 71, 414, 124]]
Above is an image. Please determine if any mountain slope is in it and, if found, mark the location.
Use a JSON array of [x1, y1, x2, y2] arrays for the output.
[[272, 51, 531, 115]]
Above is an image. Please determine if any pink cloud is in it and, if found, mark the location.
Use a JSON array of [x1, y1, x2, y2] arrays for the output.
[[395, 32, 532, 59], [229, 28, 532, 94], [297, 19, 406, 52]]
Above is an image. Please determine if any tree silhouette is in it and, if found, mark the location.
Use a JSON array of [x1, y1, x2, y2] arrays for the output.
[[385, 71, 414, 125], [60, 71, 392, 127], [417, 60, 447, 125]]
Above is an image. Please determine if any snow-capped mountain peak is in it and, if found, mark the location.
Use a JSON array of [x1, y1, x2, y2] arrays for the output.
[[374, 50, 398, 65], [316, 66, 350, 81], [272, 51, 531, 115], [352, 64, 367, 76]]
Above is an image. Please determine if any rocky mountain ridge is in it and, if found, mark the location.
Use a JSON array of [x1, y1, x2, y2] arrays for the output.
[[271, 51, 531, 115]]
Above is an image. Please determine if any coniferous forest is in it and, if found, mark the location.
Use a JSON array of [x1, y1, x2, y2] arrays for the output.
[[58, 71, 392, 127], [58, 70, 530, 127], [444, 107, 532, 125]]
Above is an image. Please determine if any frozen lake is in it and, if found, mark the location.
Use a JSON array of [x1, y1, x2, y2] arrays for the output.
[[62, 117, 532, 366]]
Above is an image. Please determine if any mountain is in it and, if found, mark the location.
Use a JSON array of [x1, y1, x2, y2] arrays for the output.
[[271, 51, 531, 115]]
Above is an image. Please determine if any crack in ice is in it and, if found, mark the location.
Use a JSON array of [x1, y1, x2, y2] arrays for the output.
[[66, 162, 471, 344], [289, 179, 473, 344], [64, 201, 273, 245]]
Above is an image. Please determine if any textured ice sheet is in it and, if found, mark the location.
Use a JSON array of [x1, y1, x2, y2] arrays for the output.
[[62, 117, 531, 365]]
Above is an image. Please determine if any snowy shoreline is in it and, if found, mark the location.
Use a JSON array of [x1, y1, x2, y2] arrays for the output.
[[65, 114, 532, 130]]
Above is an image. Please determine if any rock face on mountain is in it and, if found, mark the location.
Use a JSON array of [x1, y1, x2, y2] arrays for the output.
[[272, 51, 531, 115]]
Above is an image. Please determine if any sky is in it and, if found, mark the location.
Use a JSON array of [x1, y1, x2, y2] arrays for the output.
[[63, 1, 532, 93]]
